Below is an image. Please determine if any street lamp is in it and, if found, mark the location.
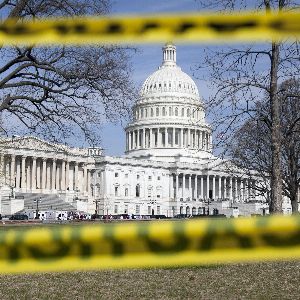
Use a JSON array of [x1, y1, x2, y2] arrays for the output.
[[34, 197, 42, 219]]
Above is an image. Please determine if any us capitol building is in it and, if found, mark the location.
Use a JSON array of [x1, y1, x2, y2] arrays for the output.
[[0, 44, 280, 217]]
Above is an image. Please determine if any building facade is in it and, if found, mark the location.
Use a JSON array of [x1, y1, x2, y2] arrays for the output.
[[0, 44, 273, 217]]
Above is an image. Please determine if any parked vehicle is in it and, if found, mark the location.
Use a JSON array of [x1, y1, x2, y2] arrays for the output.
[[9, 214, 28, 220]]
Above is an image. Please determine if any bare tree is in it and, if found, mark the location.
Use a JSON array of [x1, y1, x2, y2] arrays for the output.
[[195, 0, 300, 213], [230, 79, 300, 212], [0, 0, 136, 146]]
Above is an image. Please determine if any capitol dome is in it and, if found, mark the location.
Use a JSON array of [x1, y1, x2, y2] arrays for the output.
[[125, 44, 213, 162], [140, 44, 199, 99]]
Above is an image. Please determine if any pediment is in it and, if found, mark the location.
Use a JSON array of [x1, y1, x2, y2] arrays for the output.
[[1, 136, 68, 153]]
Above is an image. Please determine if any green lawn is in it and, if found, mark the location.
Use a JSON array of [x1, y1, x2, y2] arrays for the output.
[[0, 261, 299, 299]]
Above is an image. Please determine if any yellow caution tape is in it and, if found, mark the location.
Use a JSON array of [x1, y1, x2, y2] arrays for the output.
[[0, 214, 300, 274], [0, 11, 300, 45]]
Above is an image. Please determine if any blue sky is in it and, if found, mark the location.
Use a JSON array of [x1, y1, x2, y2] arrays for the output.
[[101, 0, 209, 156]]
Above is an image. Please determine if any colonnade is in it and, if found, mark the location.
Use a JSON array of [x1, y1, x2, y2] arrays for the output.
[[171, 173, 256, 202], [126, 127, 211, 151], [0, 153, 91, 194]]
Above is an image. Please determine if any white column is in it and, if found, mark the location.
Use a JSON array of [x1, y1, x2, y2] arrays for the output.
[[241, 178, 244, 202], [31, 157, 36, 190], [42, 158, 47, 190], [181, 129, 184, 147], [36, 159, 41, 189], [128, 132, 131, 150], [175, 174, 179, 200], [52, 159, 57, 190], [189, 174, 192, 199], [172, 128, 176, 147], [61, 160, 66, 191], [26, 160, 31, 190], [66, 161, 70, 190], [74, 162, 79, 190], [229, 177, 233, 201], [206, 174, 210, 199], [16, 158, 21, 188], [163, 127, 166, 147], [200, 176, 204, 198], [137, 129, 140, 149], [149, 128, 153, 148], [87, 170, 91, 196], [218, 176, 222, 199], [46, 161, 51, 190], [169, 174, 173, 199], [235, 177, 238, 202], [182, 174, 185, 199], [195, 175, 198, 199], [212, 175, 216, 199], [83, 164, 87, 193], [21, 156, 26, 189], [10, 155, 16, 186]]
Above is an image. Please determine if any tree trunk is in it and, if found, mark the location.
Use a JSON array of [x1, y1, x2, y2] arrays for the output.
[[291, 190, 299, 214], [269, 41, 283, 213]]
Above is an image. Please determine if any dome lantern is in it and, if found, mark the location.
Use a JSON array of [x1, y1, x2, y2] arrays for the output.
[[162, 43, 176, 67]]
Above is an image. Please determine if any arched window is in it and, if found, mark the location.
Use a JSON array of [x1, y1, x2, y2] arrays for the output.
[[175, 107, 178, 116], [145, 108, 148, 118], [162, 107, 166, 116], [187, 108, 190, 117], [125, 188, 128, 197], [192, 207, 197, 215], [186, 206, 190, 215], [181, 108, 184, 117], [156, 107, 159, 116], [180, 206, 184, 214], [169, 107, 172, 116], [151, 108, 154, 117], [136, 184, 140, 197], [141, 108, 143, 118]]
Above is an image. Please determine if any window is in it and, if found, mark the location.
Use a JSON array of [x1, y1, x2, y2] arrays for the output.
[[141, 108, 143, 118], [114, 205, 118, 214], [151, 108, 154, 117], [157, 194, 161, 198], [115, 172, 118, 177], [181, 108, 184, 117], [187, 108, 190, 117], [157, 176, 160, 181], [145, 109, 148, 118], [157, 206, 161, 215], [125, 188, 128, 197], [175, 107, 178, 116], [136, 205, 140, 214], [156, 107, 159, 116], [162, 107, 166, 116], [148, 206, 151, 214], [136, 185, 140, 197], [115, 186, 119, 196], [124, 204, 128, 214], [148, 176, 152, 180], [169, 107, 172, 116], [137, 174, 140, 179], [148, 187, 152, 198]]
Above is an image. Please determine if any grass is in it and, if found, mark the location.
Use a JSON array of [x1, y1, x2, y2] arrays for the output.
[[0, 261, 299, 299]]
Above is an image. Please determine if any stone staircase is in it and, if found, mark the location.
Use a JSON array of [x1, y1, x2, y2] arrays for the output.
[[16, 192, 76, 212]]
